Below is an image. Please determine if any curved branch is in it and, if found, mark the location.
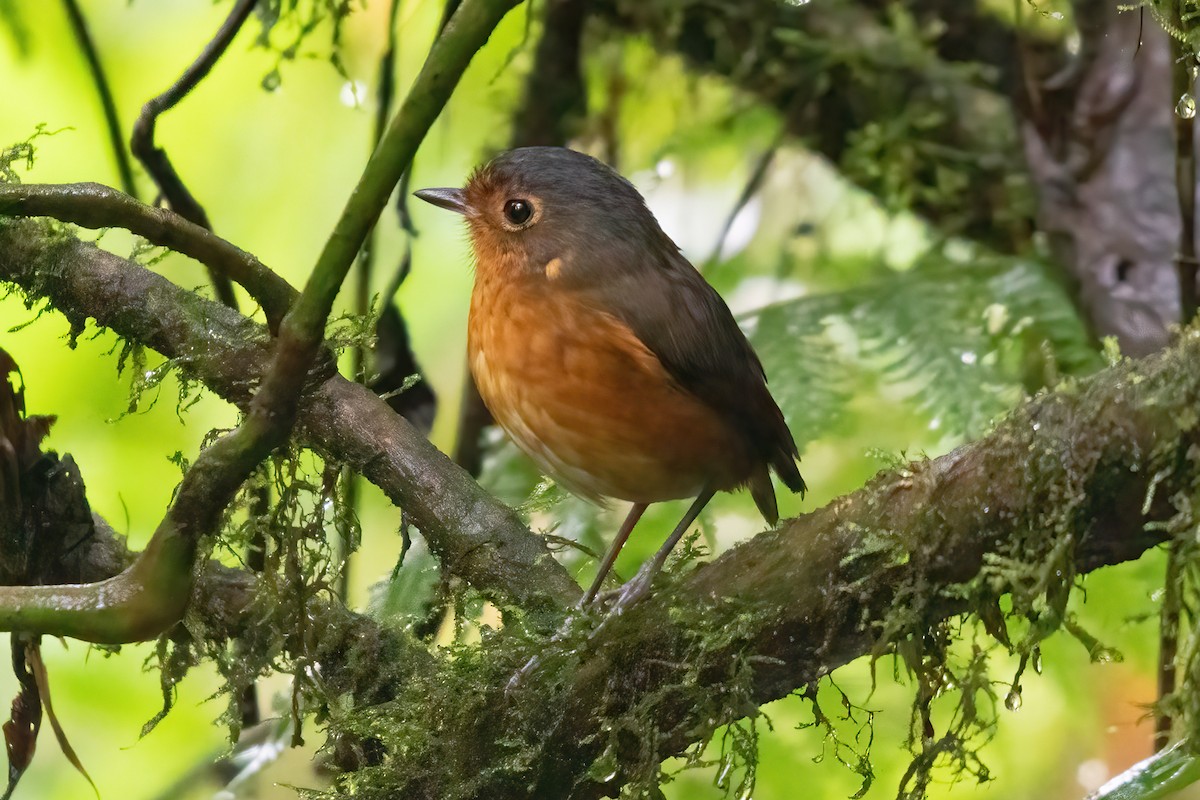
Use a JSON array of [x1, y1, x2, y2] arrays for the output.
[[0, 182, 296, 329], [0, 0, 535, 643], [4, 217, 1197, 793], [61, 0, 137, 198], [0, 218, 579, 612], [397, 327, 1200, 799], [129, 0, 257, 240], [2, 220, 1197, 792]]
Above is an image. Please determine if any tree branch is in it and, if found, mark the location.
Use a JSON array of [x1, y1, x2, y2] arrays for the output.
[[128, 0, 255, 226], [61, 0, 137, 198], [596, 0, 1030, 249], [373, 326, 1198, 799], [0, 182, 296, 329], [0, 376, 431, 722], [2, 221, 1197, 794], [0, 217, 579, 611], [0, 0, 534, 643]]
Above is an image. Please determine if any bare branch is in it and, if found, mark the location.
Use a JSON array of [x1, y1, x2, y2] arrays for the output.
[[129, 0, 259, 307]]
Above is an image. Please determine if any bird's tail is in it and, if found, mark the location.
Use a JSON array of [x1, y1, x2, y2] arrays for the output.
[[749, 449, 806, 527], [773, 448, 807, 498], [749, 467, 780, 526]]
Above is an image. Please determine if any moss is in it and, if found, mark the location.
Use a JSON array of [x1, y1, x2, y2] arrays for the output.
[[861, 329, 1200, 796]]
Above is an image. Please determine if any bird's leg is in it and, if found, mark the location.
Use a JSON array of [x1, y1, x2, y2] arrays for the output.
[[608, 487, 716, 615], [507, 502, 648, 692], [510, 493, 713, 689], [580, 501, 649, 606]]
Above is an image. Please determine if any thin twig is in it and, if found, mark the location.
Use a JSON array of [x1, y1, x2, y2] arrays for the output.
[[127, 0, 262, 722], [130, 0, 259, 309], [61, 0, 137, 198], [1159, 545, 1182, 751], [339, 0, 404, 602], [702, 131, 783, 272], [1176, 68, 1199, 321]]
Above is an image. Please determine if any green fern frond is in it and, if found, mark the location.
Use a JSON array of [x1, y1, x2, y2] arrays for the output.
[[749, 251, 1095, 440], [752, 297, 855, 453]]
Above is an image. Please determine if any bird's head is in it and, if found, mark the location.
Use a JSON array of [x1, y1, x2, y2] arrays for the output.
[[415, 147, 677, 285]]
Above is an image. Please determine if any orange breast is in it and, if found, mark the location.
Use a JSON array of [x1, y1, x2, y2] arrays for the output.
[[468, 272, 752, 504]]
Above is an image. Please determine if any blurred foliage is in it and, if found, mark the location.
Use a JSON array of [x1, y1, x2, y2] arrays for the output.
[[254, 0, 357, 89], [0, 1, 1188, 799], [750, 250, 1098, 446]]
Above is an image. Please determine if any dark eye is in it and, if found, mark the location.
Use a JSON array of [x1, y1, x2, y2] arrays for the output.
[[503, 198, 533, 226]]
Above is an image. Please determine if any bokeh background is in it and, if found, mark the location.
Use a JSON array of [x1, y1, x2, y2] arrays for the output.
[[0, 1, 1177, 798]]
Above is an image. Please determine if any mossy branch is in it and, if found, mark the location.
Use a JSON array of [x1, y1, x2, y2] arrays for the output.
[[0, 182, 297, 328], [3, 211, 1198, 792], [595, 0, 1030, 248], [0, 0, 530, 644], [0, 218, 580, 612], [491, 330, 1199, 798]]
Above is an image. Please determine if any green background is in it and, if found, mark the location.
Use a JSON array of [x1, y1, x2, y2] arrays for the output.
[[0, 1, 1177, 798]]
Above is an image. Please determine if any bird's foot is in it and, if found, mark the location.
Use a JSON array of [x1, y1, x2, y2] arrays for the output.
[[505, 653, 543, 695], [591, 562, 656, 622], [504, 610, 584, 694], [508, 570, 659, 692], [610, 564, 655, 613]]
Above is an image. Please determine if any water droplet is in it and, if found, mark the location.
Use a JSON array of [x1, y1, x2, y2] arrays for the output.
[[262, 69, 282, 92], [340, 79, 368, 108], [587, 751, 619, 783], [1177, 93, 1196, 119], [1005, 688, 1023, 711]]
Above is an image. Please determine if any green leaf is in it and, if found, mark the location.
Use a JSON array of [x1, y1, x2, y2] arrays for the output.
[[1089, 739, 1200, 800]]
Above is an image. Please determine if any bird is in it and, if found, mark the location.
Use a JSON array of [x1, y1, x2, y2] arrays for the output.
[[415, 146, 805, 611]]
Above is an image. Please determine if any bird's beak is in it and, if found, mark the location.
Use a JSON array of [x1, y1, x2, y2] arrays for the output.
[[414, 187, 468, 215]]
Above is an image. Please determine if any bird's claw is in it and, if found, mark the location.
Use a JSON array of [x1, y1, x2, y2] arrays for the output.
[[506, 571, 657, 691], [505, 654, 542, 695], [585, 565, 656, 641], [607, 566, 654, 616]]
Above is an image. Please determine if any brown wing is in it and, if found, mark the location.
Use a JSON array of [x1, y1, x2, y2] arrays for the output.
[[574, 247, 806, 511]]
